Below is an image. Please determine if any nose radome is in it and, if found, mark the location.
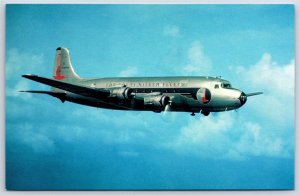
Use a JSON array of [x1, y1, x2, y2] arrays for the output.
[[238, 92, 247, 106]]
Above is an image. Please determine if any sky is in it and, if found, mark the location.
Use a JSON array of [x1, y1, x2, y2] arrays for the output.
[[5, 4, 295, 190]]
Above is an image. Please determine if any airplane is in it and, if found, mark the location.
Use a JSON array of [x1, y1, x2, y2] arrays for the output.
[[21, 47, 262, 116]]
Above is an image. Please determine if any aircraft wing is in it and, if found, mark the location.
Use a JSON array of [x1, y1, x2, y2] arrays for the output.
[[22, 74, 111, 99]]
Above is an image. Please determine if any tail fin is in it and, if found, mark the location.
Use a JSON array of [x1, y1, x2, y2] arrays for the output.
[[53, 47, 80, 81]]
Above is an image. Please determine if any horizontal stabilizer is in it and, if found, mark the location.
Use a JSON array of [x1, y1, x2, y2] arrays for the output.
[[20, 90, 67, 102], [20, 90, 65, 95], [246, 92, 263, 97], [22, 74, 110, 99]]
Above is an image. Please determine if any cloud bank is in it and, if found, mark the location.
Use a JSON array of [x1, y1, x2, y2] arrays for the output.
[[119, 66, 138, 77], [166, 52, 294, 160], [182, 41, 212, 75]]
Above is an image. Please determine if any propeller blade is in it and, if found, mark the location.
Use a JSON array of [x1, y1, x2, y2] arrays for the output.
[[161, 102, 176, 122], [164, 104, 172, 112], [246, 92, 263, 97]]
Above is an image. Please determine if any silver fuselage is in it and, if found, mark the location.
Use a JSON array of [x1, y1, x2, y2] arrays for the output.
[[64, 76, 243, 113]]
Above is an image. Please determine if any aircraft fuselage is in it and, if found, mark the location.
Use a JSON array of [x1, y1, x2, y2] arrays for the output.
[[63, 76, 244, 114]]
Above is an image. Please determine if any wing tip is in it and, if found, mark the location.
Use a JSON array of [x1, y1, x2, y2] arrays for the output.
[[22, 74, 38, 78]]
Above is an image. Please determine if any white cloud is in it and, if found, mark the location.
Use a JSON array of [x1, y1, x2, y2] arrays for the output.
[[167, 53, 294, 160], [163, 25, 180, 38], [233, 122, 290, 158], [182, 41, 212, 75], [71, 108, 149, 144], [168, 111, 293, 160], [54, 125, 85, 143], [168, 113, 235, 159], [6, 80, 32, 99], [119, 66, 138, 77], [6, 48, 45, 99], [6, 48, 44, 80], [232, 53, 294, 124], [237, 53, 294, 96], [9, 123, 56, 154], [23, 133, 55, 154]]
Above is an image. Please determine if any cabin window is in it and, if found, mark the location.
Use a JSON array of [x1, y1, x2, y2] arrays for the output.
[[215, 84, 219, 89]]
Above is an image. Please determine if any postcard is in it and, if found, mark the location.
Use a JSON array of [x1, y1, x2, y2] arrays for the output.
[[5, 4, 294, 190]]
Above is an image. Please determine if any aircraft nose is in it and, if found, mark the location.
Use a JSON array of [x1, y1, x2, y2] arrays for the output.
[[238, 92, 247, 106]]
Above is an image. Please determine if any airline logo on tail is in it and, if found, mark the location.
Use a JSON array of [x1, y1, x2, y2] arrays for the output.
[[53, 54, 65, 80]]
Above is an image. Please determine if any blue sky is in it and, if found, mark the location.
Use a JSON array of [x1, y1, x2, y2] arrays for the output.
[[5, 4, 294, 190]]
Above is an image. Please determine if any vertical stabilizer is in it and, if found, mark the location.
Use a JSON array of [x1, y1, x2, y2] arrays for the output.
[[52, 47, 80, 92], [53, 47, 80, 81]]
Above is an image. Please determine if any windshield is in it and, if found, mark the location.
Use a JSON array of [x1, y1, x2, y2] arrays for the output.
[[221, 83, 231, 88]]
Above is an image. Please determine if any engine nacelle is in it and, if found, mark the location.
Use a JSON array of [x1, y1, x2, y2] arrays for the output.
[[196, 88, 211, 104], [144, 95, 170, 109], [109, 87, 133, 100]]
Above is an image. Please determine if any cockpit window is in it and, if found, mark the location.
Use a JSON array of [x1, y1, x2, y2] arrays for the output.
[[214, 84, 219, 88], [221, 83, 231, 88]]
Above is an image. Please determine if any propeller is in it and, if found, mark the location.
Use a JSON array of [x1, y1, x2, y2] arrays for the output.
[[239, 91, 263, 106]]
